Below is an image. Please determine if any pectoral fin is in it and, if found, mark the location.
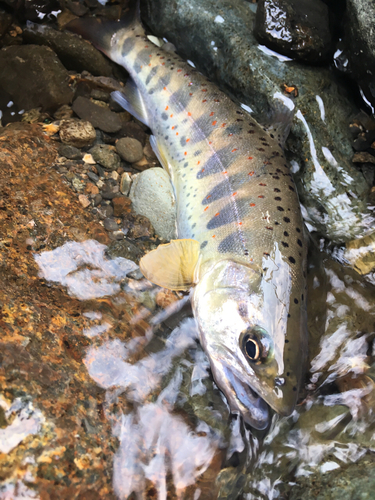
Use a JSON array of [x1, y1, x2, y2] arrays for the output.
[[140, 239, 200, 290]]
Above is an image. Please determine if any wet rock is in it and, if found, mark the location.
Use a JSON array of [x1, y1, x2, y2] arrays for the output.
[[54, 104, 74, 120], [129, 168, 176, 241], [254, 0, 332, 63], [78, 193, 90, 207], [106, 238, 142, 264], [121, 121, 147, 146], [85, 182, 99, 195], [72, 177, 84, 191], [95, 204, 114, 219], [93, 193, 102, 206], [123, 213, 155, 239], [59, 119, 96, 147], [133, 157, 153, 172], [23, 22, 113, 77], [58, 144, 82, 160], [143, 0, 372, 242], [72, 96, 122, 133], [89, 144, 121, 171], [0, 45, 74, 117], [120, 171, 132, 195], [0, 9, 12, 41], [104, 217, 119, 231], [289, 455, 375, 500], [87, 170, 99, 182], [116, 137, 144, 163], [341, 0, 375, 109], [352, 152, 375, 165], [112, 196, 132, 217]]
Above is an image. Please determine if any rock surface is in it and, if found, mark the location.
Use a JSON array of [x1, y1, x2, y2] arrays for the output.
[[0, 44, 74, 116], [254, 0, 332, 63], [72, 96, 122, 133], [129, 168, 177, 241], [59, 119, 96, 147], [23, 22, 114, 77], [89, 144, 121, 171], [142, 0, 372, 243], [116, 136, 144, 163]]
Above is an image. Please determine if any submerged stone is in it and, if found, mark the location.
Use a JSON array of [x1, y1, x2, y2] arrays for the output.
[[254, 0, 332, 63]]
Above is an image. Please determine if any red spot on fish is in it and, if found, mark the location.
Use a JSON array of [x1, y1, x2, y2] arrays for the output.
[[170, 114, 173, 118], [186, 138, 190, 142], [149, 55, 152, 57], [232, 192, 237, 196], [212, 234, 216, 238], [163, 87, 167, 90], [214, 99, 220, 102], [248, 156, 253, 160], [206, 195, 211, 199], [165, 106, 169, 110], [232, 148, 237, 152], [222, 171, 227, 174], [228, 133, 233, 137], [184, 152, 187, 156], [210, 112, 214, 116], [177, 69, 182, 72], [215, 212, 220, 217], [160, 56, 165, 59], [162, 63, 165, 65], [250, 203, 255, 207], [221, 123, 226, 127], [148, 63, 152, 66], [258, 195, 265, 198], [259, 183, 267, 186], [145, 45, 149, 48], [188, 82, 193, 86], [204, 206, 209, 212], [188, 112, 192, 116], [184, 73, 189, 77], [202, 89, 207, 92], [209, 141, 212, 145], [189, 93, 193, 96], [176, 132, 179, 135], [248, 171, 254, 176], [198, 161, 201, 165], [212, 121, 217, 126], [266, 227, 273, 230], [202, 99, 207, 103], [172, 126, 175, 130], [140, 66, 143, 69], [238, 222, 243, 225]]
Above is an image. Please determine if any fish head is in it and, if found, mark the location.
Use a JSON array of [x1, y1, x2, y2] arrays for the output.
[[192, 257, 307, 430]]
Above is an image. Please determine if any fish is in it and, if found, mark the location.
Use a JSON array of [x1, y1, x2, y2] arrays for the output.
[[67, 5, 308, 430]]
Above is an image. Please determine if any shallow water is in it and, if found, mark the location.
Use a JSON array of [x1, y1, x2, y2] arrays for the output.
[[11, 238, 369, 499]]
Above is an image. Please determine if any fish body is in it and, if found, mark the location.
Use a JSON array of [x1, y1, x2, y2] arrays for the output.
[[68, 10, 307, 429]]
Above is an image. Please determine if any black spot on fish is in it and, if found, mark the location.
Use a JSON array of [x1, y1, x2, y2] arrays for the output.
[[284, 231, 289, 237], [289, 256, 296, 264], [192, 223, 196, 229], [161, 112, 168, 120], [294, 298, 298, 304], [197, 145, 233, 179], [133, 62, 142, 73], [281, 241, 289, 247], [296, 228, 301, 233], [180, 137, 187, 146], [226, 123, 242, 135], [148, 73, 172, 95], [145, 66, 158, 85], [207, 199, 249, 229], [202, 173, 247, 204], [184, 162, 188, 168], [200, 241, 208, 249], [274, 188, 281, 193], [169, 87, 194, 109], [194, 150, 202, 157], [122, 37, 136, 56], [275, 197, 281, 201], [283, 217, 290, 223], [297, 239, 302, 247], [277, 206, 284, 211], [218, 232, 239, 254], [289, 185, 295, 192]]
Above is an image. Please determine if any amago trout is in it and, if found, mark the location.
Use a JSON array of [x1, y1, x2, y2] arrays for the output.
[[68, 6, 307, 429]]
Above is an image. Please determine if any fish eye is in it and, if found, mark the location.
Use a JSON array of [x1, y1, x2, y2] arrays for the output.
[[244, 336, 260, 361], [241, 327, 272, 363]]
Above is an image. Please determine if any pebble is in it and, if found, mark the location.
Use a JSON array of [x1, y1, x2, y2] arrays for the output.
[[133, 157, 152, 172], [83, 153, 96, 164], [87, 171, 99, 183], [85, 182, 99, 195], [121, 121, 147, 146], [120, 172, 132, 195], [72, 96, 122, 134], [111, 231, 126, 240], [116, 137, 144, 163], [106, 239, 142, 264], [59, 120, 96, 148], [113, 196, 132, 217], [78, 194, 90, 208], [129, 168, 177, 241], [104, 218, 119, 231], [89, 144, 121, 171], [123, 213, 155, 239], [72, 178, 84, 191], [58, 144, 82, 160], [93, 194, 102, 206], [54, 104, 74, 120], [110, 171, 119, 181], [101, 183, 120, 200]]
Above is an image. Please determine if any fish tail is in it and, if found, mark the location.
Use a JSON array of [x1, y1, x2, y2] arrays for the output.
[[66, 2, 143, 57]]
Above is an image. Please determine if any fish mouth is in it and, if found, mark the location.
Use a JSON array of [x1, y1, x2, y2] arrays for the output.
[[212, 363, 270, 430]]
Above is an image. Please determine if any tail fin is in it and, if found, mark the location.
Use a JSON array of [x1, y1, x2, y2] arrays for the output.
[[66, 3, 141, 56]]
